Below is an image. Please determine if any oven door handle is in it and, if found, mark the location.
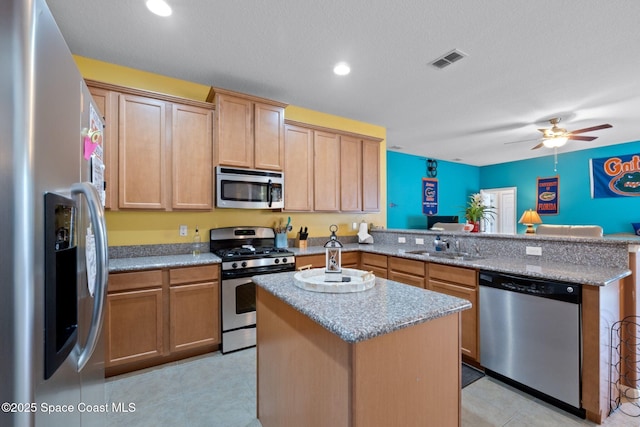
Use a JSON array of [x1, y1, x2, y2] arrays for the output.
[[267, 179, 273, 208]]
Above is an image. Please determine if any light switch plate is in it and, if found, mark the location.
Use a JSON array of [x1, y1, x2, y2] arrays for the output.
[[415, 238, 424, 245], [179, 225, 188, 237], [398, 237, 406, 243], [526, 246, 542, 256]]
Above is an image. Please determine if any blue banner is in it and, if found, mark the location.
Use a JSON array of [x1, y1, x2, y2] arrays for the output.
[[422, 178, 438, 215], [537, 176, 559, 215], [590, 153, 640, 198]]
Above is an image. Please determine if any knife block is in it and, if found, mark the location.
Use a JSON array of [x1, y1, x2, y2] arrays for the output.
[[295, 233, 308, 249]]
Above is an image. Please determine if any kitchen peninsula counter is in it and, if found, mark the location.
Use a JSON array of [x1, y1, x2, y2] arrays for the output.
[[254, 272, 471, 427]]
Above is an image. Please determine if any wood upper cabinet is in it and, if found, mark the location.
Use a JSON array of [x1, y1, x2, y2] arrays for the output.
[[313, 130, 341, 211], [340, 135, 362, 212], [362, 139, 381, 212], [86, 80, 215, 211], [172, 104, 214, 209], [428, 263, 478, 360], [87, 86, 118, 210], [118, 94, 168, 209], [284, 119, 382, 213], [284, 124, 313, 211], [210, 87, 286, 171]]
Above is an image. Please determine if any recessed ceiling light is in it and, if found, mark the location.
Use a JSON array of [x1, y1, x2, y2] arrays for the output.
[[333, 62, 351, 76], [146, 0, 172, 17]]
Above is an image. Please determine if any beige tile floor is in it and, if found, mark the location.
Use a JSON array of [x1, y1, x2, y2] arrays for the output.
[[106, 348, 638, 427]]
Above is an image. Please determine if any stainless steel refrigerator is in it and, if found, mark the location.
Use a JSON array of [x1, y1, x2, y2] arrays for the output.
[[1, 0, 109, 426]]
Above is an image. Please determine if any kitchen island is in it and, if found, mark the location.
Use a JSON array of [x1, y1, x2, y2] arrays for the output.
[[254, 271, 471, 427]]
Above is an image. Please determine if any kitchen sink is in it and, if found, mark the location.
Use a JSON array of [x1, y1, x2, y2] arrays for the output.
[[406, 250, 485, 261]]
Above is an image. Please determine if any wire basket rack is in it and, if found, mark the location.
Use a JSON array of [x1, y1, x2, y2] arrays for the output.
[[609, 315, 640, 417]]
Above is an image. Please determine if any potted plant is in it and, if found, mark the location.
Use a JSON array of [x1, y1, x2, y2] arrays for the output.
[[464, 193, 495, 232]]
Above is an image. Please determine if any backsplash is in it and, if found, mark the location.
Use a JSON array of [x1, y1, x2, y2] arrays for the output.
[[371, 229, 631, 269]]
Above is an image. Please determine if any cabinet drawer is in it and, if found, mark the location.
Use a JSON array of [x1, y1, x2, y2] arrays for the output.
[[428, 263, 477, 288], [342, 251, 360, 267], [169, 264, 219, 285], [360, 252, 387, 269], [296, 254, 326, 269], [388, 256, 426, 277], [108, 270, 163, 292], [388, 270, 425, 288]]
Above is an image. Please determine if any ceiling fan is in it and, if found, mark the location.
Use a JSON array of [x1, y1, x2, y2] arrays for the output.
[[530, 118, 612, 150]]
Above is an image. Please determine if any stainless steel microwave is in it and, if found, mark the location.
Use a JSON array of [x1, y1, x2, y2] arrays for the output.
[[215, 166, 284, 209]]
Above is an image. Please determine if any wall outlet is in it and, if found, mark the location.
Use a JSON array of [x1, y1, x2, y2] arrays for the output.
[[415, 238, 424, 245], [398, 237, 406, 243], [526, 246, 542, 256], [179, 225, 188, 237]]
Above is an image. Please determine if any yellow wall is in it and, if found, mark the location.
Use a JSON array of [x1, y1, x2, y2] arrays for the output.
[[75, 56, 386, 246]]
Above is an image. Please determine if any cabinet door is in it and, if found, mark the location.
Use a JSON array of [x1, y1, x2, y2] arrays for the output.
[[284, 125, 314, 211], [216, 94, 253, 168], [388, 256, 426, 288], [429, 280, 478, 360], [360, 252, 388, 279], [172, 104, 213, 209], [118, 94, 167, 209], [362, 139, 380, 212], [313, 130, 341, 211], [340, 136, 362, 211], [254, 102, 285, 171], [105, 288, 164, 366], [170, 281, 220, 352], [295, 254, 326, 269], [88, 86, 118, 210]]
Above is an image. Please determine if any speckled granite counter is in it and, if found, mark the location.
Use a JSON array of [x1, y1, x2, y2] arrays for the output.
[[108, 253, 220, 273], [253, 271, 471, 343], [291, 242, 631, 286]]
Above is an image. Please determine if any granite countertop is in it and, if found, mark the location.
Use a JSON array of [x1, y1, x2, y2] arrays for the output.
[[291, 243, 631, 286], [108, 252, 221, 273], [107, 241, 630, 286], [254, 271, 472, 343]]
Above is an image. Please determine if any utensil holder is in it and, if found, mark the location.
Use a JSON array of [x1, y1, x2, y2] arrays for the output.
[[275, 232, 288, 248]]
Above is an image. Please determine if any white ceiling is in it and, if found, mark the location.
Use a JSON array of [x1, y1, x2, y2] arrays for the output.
[[47, 0, 640, 166]]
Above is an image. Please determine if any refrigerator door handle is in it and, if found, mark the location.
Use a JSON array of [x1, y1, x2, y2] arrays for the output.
[[71, 182, 109, 372]]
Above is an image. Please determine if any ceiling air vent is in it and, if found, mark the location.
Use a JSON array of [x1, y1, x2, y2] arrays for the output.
[[430, 49, 467, 69]]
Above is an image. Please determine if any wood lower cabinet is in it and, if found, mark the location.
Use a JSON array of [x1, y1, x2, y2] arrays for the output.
[[168, 265, 220, 353], [388, 256, 426, 288], [428, 263, 478, 360], [360, 252, 388, 279], [106, 265, 220, 376], [295, 252, 359, 270]]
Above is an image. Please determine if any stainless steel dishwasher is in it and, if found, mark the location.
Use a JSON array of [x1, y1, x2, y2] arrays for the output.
[[479, 270, 585, 418]]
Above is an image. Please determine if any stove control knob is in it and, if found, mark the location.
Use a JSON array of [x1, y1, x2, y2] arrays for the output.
[[274, 258, 280, 264], [241, 261, 247, 268], [282, 258, 288, 264], [232, 263, 238, 269]]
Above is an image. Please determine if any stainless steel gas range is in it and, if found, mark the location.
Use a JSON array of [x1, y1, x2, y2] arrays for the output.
[[210, 226, 295, 353]]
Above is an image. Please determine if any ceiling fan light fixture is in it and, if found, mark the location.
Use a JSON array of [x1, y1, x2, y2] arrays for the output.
[[542, 136, 568, 148]]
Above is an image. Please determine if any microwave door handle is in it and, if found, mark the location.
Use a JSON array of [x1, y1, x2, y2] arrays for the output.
[[267, 179, 273, 207]]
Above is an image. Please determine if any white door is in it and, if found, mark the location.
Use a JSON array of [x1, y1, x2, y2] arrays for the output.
[[481, 187, 517, 234]]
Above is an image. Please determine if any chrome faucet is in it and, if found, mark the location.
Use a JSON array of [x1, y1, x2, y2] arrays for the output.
[[433, 236, 450, 252]]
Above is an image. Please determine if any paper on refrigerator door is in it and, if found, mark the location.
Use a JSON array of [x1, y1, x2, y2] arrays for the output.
[[85, 226, 97, 297]]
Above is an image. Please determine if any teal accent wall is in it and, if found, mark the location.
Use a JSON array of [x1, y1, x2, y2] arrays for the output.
[[387, 151, 479, 229], [480, 140, 640, 234], [386, 141, 640, 234]]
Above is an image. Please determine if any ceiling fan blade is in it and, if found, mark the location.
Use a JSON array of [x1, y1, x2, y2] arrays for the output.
[[568, 135, 597, 142], [570, 124, 612, 134], [531, 142, 544, 150], [504, 137, 539, 145]]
